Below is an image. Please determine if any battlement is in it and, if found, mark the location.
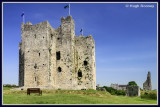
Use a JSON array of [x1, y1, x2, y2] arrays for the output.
[[75, 35, 95, 44], [21, 21, 51, 31], [61, 15, 74, 22]]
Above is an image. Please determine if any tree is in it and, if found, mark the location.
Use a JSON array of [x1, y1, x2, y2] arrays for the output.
[[128, 81, 137, 86]]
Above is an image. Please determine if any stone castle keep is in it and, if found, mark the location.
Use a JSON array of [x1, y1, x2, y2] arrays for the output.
[[19, 16, 96, 90]]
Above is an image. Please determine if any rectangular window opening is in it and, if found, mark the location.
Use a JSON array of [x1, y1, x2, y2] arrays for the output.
[[56, 51, 60, 60]]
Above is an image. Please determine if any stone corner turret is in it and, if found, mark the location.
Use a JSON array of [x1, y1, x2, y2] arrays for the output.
[[61, 15, 74, 23]]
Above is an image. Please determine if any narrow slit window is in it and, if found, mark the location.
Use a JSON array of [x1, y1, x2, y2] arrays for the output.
[[35, 77, 36, 81], [34, 63, 37, 69], [56, 51, 60, 60], [51, 34, 53, 39], [78, 72, 82, 77], [39, 53, 40, 56], [84, 61, 88, 66]]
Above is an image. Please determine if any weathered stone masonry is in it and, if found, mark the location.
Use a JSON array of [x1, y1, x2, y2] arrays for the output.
[[143, 71, 152, 91], [19, 16, 96, 90]]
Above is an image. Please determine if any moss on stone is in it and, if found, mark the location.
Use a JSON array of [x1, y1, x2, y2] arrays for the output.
[[48, 48, 52, 55], [85, 57, 89, 60]]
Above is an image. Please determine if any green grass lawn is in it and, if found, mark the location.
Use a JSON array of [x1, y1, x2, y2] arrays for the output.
[[3, 87, 157, 104]]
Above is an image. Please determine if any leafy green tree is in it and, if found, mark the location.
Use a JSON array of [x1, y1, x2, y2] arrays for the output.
[[128, 81, 137, 86]]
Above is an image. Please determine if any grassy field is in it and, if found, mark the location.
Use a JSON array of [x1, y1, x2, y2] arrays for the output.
[[3, 87, 157, 104]]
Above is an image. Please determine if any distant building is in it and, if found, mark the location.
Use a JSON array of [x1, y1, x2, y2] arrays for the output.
[[143, 71, 152, 91], [110, 83, 127, 91], [126, 86, 140, 97], [96, 84, 100, 87], [118, 85, 127, 91]]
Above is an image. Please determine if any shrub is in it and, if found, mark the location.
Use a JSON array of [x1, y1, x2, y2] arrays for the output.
[[103, 86, 115, 94], [110, 90, 116, 95], [103, 86, 126, 96], [141, 91, 157, 100], [140, 88, 143, 91], [116, 90, 126, 96], [87, 89, 95, 91], [3, 84, 18, 87], [127, 81, 137, 86]]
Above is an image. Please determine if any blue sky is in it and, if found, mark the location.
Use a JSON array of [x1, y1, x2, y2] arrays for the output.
[[3, 3, 157, 89]]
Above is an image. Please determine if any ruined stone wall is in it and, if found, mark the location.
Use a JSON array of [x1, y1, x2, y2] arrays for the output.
[[126, 86, 140, 97], [110, 84, 127, 91], [143, 72, 152, 91], [74, 35, 96, 89], [110, 84, 119, 90]]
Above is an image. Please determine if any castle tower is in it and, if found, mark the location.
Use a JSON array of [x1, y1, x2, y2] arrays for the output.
[[53, 16, 76, 89], [19, 21, 53, 88], [143, 71, 152, 91], [19, 16, 96, 90]]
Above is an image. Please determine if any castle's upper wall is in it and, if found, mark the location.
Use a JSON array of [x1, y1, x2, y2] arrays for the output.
[[74, 35, 96, 89], [75, 35, 95, 47], [22, 21, 49, 32], [60, 16, 75, 39], [61, 16, 74, 23]]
